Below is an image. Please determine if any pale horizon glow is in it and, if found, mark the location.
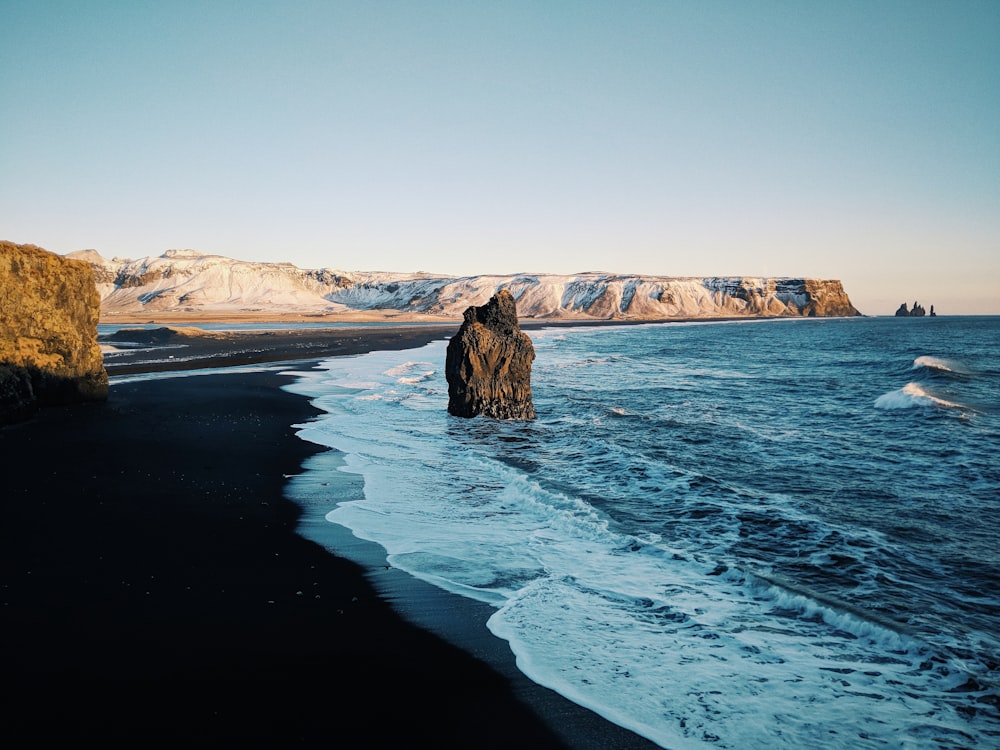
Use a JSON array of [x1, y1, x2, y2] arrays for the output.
[[2, 1, 997, 315]]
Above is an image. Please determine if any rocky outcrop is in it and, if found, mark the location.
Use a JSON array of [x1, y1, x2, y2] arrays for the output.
[[445, 291, 536, 419], [895, 301, 929, 317], [1, 242, 108, 424]]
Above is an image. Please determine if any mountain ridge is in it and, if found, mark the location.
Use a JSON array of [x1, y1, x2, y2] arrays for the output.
[[66, 249, 862, 320]]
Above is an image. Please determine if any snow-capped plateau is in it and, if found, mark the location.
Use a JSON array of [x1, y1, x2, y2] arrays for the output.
[[67, 249, 861, 320]]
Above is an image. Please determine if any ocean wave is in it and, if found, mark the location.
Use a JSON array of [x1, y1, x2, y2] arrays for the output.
[[912, 355, 971, 376], [383, 360, 437, 384], [384, 360, 433, 376], [874, 382, 966, 411], [287, 320, 1000, 748], [747, 570, 915, 651], [398, 372, 436, 384]]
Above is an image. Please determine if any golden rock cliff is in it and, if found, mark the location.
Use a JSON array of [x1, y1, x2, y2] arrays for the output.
[[1, 242, 108, 424]]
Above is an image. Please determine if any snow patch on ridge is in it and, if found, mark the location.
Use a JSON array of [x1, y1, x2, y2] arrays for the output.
[[70, 249, 862, 319]]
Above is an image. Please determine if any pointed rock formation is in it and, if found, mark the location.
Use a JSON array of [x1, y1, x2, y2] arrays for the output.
[[445, 290, 536, 419], [1, 242, 108, 424], [895, 301, 929, 317]]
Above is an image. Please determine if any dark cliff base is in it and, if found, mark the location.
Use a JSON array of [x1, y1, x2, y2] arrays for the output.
[[1, 334, 657, 748]]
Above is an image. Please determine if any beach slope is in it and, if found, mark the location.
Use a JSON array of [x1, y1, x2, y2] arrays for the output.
[[1, 333, 658, 748]]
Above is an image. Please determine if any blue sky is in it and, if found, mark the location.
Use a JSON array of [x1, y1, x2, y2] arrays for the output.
[[2, 1, 997, 314]]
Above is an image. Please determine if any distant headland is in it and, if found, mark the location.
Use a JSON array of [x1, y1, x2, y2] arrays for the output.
[[54, 247, 863, 322]]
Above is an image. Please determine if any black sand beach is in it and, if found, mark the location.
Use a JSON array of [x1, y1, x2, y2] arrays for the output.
[[99, 323, 458, 375], [1, 327, 658, 748]]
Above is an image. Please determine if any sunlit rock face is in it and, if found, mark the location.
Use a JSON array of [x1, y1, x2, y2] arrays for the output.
[[73, 249, 863, 319], [445, 290, 536, 420], [1, 242, 108, 424]]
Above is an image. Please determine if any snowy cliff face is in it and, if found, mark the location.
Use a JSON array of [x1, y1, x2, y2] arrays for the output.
[[68, 250, 861, 319], [70, 249, 354, 314]]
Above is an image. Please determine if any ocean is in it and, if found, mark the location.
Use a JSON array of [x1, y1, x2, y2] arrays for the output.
[[285, 316, 1000, 749]]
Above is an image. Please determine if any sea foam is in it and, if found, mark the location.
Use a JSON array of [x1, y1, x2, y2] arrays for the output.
[[912, 355, 969, 375], [874, 382, 964, 410], [286, 318, 1000, 748]]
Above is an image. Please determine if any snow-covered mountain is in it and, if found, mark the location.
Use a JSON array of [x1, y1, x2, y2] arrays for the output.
[[67, 249, 861, 319]]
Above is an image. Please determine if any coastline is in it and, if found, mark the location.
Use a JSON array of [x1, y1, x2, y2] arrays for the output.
[[98, 312, 863, 378], [99, 323, 458, 375], [1, 326, 658, 747]]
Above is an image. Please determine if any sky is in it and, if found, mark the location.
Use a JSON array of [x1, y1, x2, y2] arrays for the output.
[[2, 1, 998, 315]]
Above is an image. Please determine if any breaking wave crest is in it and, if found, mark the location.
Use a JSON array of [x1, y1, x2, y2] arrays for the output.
[[912, 355, 971, 376], [874, 382, 966, 411], [385, 360, 436, 384]]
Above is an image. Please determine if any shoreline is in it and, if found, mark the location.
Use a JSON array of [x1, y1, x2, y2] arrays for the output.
[[100, 324, 457, 376], [2, 327, 658, 747], [99, 308, 868, 328], [98, 313, 872, 378], [291, 444, 659, 749]]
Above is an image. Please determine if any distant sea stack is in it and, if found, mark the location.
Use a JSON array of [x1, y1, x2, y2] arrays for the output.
[[1, 242, 108, 424], [445, 290, 536, 420], [895, 301, 935, 317]]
